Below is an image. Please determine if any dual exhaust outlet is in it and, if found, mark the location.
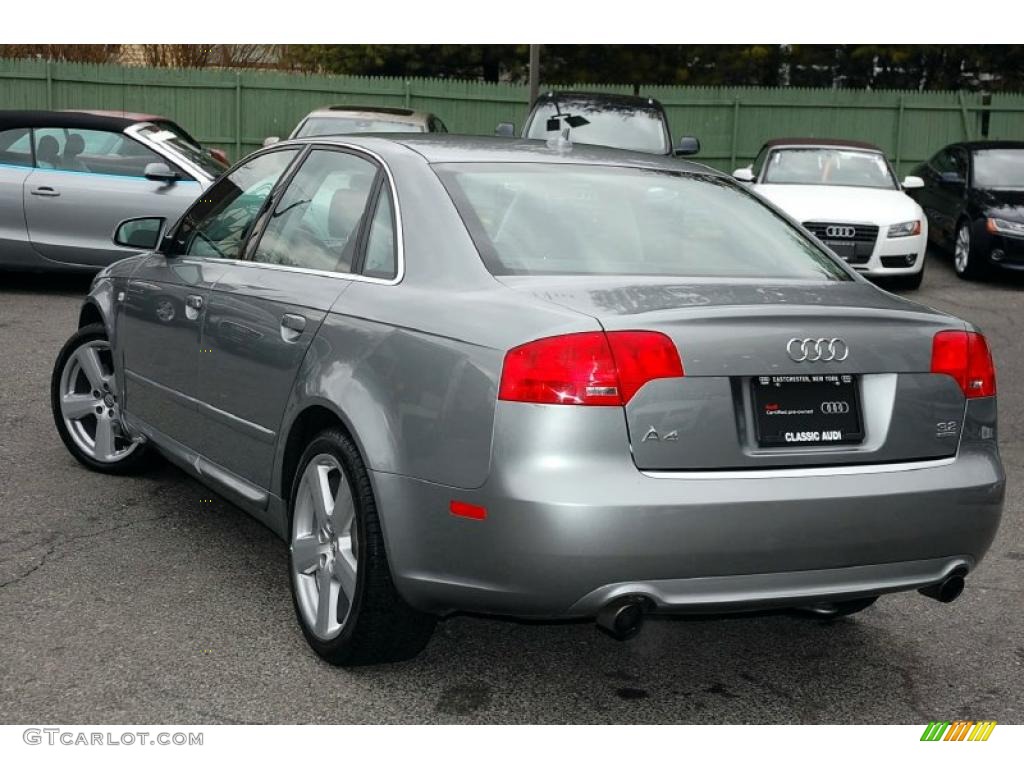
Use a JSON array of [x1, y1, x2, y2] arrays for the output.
[[595, 571, 967, 640]]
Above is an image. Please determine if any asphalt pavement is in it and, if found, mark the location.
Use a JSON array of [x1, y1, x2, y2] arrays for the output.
[[0, 252, 1021, 724]]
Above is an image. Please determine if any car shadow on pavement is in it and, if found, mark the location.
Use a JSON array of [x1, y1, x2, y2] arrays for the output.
[[1, 270, 94, 297]]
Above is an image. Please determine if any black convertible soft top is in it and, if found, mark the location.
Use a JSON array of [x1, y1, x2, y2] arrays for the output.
[[0, 110, 138, 133]]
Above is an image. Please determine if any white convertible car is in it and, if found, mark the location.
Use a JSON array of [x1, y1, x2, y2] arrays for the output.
[[734, 138, 928, 289]]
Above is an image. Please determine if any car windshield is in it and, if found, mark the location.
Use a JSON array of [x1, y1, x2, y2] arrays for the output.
[[295, 116, 425, 137], [525, 101, 669, 154], [762, 148, 896, 189], [135, 123, 225, 178], [972, 149, 1024, 189], [438, 163, 849, 281]]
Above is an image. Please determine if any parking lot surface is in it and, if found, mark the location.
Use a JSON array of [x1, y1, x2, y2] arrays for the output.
[[1, 253, 1021, 724]]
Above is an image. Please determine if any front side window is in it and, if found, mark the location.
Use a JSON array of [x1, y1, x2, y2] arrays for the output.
[[0, 127, 33, 168], [253, 149, 378, 273], [762, 148, 897, 189], [170, 149, 298, 259], [32, 127, 163, 177], [524, 101, 669, 155], [438, 163, 849, 281], [972, 149, 1024, 189]]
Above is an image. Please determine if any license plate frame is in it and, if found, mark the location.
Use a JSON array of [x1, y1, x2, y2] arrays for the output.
[[751, 374, 864, 448]]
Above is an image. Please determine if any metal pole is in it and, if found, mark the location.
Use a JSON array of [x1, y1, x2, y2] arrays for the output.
[[528, 45, 541, 106]]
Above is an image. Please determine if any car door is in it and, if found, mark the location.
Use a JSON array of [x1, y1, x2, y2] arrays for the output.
[[926, 147, 968, 245], [196, 146, 388, 491], [0, 127, 38, 269], [22, 126, 199, 268], [119, 148, 300, 452]]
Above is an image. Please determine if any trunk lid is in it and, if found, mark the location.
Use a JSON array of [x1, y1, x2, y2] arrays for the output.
[[499, 277, 968, 469]]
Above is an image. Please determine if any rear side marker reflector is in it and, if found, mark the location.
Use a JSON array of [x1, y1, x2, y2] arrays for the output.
[[498, 331, 684, 406], [450, 501, 487, 520], [931, 330, 996, 398]]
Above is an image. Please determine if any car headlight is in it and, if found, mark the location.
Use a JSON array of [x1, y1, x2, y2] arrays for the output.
[[986, 217, 1024, 237], [887, 220, 922, 238]]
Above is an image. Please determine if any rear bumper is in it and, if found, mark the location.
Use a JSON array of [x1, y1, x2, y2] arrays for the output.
[[374, 405, 1004, 619]]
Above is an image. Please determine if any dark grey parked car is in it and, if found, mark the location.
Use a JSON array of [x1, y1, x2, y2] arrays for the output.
[[52, 136, 1004, 666]]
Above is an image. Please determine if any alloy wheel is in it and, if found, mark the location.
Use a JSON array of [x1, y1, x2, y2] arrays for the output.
[[954, 224, 971, 274], [58, 339, 138, 464], [291, 454, 359, 641]]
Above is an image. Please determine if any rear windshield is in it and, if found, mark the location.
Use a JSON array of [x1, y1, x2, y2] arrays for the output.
[[437, 163, 850, 281], [525, 102, 669, 155], [295, 116, 425, 137]]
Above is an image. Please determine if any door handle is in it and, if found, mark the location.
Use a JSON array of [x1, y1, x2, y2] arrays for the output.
[[30, 186, 60, 197], [280, 313, 306, 342], [185, 294, 204, 321]]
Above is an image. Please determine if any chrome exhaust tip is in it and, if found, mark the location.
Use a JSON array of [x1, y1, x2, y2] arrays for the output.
[[596, 597, 647, 640], [919, 572, 966, 603]]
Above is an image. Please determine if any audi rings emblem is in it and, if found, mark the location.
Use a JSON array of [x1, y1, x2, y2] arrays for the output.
[[825, 225, 857, 239], [820, 401, 850, 415], [787, 337, 850, 362]]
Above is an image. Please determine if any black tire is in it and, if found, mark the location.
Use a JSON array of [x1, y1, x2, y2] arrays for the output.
[[288, 428, 435, 666], [953, 219, 988, 281], [50, 323, 153, 475], [793, 596, 878, 620]]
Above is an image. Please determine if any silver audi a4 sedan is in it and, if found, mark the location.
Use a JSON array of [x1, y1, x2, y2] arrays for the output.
[[51, 135, 1005, 666]]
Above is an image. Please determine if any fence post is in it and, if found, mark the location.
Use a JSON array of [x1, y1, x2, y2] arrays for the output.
[[895, 95, 904, 173], [729, 98, 741, 170], [235, 71, 242, 159], [957, 91, 973, 140], [45, 60, 52, 109], [404, 79, 411, 108]]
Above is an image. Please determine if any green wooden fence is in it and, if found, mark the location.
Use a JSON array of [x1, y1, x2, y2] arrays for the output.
[[2, 58, 1023, 174]]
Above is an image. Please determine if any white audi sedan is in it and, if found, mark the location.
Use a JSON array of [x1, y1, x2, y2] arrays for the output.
[[734, 139, 928, 289]]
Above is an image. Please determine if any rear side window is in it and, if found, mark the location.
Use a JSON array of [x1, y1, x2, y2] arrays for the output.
[[253, 149, 379, 274], [0, 128, 33, 168], [437, 163, 850, 281], [362, 187, 397, 279], [32, 127, 164, 177]]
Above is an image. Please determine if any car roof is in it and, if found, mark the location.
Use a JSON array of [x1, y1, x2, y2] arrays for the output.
[[761, 137, 884, 152], [280, 134, 720, 175], [0, 109, 138, 133], [534, 90, 666, 110], [304, 106, 431, 124], [955, 140, 1024, 151]]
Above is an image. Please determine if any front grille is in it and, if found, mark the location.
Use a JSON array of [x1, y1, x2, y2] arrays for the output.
[[804, 222, 879, 265]]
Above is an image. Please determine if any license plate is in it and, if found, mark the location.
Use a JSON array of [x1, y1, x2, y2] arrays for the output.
[[752, 374, 863, 448], [827, 242, 857, 261]]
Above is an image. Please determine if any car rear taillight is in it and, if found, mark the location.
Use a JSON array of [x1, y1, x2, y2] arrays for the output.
[[498, 331, 684, 406], [931, 330, 996, 398]]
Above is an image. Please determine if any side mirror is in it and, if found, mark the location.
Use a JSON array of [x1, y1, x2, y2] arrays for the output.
[[113, 217, 166, 250], [939, 171, 965, 186], [673, 136, 701, 156], [495, 122, 516, 138], [262, 136, 281, 147], [732, 167, 756, 183], [144, 162, 180, 184], [902, 175, 925, 190]]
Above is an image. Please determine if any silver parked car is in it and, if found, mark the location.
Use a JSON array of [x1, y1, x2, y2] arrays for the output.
[[263, 105, 447, 147], [51, 136, 1005, 666], [0, 110, 220, 272]]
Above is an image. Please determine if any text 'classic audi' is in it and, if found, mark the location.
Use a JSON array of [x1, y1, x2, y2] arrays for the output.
[[51, 135, 1004, 665]]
